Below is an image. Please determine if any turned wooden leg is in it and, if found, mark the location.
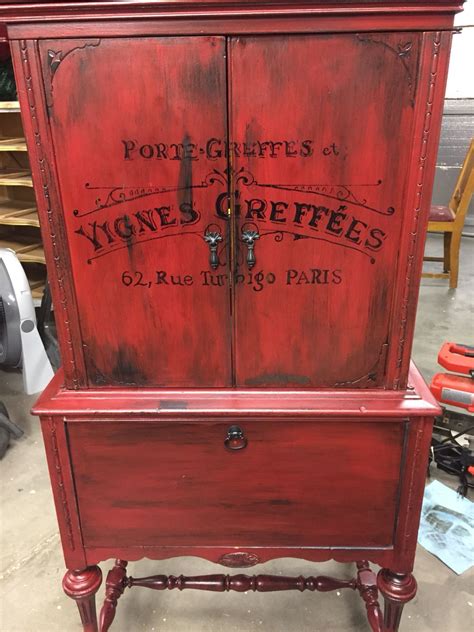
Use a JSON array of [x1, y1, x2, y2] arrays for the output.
[[377, 569, 417, 632], [356, 561, 383, 632], [63, 566, 103, 632], [99, 560, 129, 632]]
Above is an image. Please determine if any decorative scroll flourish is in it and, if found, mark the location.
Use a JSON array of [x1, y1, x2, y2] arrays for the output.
[[47, 50, 63, 76], [255, 225, 377, 264], [73, 166, 394, 218], [334, 343, 389, 386], [99, 560, 384, 632], [49, 421, 75, 550], [86, 224, 227, 265], [256, 180, 395, 216], [47, 40, 101, 80], [45, 41, 101, 111], [394, 32, 442, 388], [356, 34, 414, 82], [19, 40, 81, 387], [73, 169, 231, 217], [73, 182, 205, 218]]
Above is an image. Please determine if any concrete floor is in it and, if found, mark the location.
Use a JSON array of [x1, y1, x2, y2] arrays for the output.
[[0, 233, 473, 632]]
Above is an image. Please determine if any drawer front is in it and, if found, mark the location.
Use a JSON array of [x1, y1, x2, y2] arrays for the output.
[[68, 419, 406, 549]]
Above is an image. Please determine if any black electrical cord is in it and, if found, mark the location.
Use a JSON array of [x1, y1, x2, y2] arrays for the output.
[[430, 433, 474, 497], [432, 424, 474, 448]]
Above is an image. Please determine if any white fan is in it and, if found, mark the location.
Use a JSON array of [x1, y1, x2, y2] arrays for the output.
[[0, 248, 53, 394]]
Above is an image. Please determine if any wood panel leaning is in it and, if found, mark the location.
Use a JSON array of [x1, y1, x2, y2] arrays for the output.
[[0, 1, 464, 631]]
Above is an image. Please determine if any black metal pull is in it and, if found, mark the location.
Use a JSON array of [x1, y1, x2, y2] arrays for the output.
[[241, 228, 260, 270], [224, 425, 248, 451], [204, 228, 223, 270]]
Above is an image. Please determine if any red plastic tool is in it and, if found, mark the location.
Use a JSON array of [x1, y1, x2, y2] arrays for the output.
[[430, 373, 474, 413], [437, 342, 474, 376], [430, 342, 474, 412]]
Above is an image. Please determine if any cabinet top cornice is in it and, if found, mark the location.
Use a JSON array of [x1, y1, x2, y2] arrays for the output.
[[0, 0, 466, 24]]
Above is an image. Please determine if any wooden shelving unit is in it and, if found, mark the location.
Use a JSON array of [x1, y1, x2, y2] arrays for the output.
[[0, 199, 39, 226], [0, 136, 27, 151], [0, 97, 46, 304], [0, 100, 20, 113], [0, 169, 33, 186], [0, 238, 45, 263]]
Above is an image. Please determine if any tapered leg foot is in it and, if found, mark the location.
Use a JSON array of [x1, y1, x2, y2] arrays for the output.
[[63, 566, 103, 632], [99, 560, 128, 632], [377, 569, 417, 632]]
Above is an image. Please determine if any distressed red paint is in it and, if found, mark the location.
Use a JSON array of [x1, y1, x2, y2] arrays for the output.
[[1, 1, 461, 631]]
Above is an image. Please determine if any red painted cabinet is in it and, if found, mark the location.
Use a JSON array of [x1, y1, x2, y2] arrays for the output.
[[1, 1, 462, 631], [7, 26, 450, 389]]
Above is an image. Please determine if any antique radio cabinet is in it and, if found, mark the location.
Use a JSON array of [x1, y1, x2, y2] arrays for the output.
[[1, 1, 463, 630]]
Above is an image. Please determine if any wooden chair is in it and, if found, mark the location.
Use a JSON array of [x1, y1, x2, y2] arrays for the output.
[[423, 138, 474, 289]]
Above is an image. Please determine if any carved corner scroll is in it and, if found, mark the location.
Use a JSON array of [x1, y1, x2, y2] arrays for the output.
[[44, 39, 101, 109], [356, 34, 414, 81], [355, 33, 419, 106], [335, 342, 389, 387], [47, 49, 63, 77]]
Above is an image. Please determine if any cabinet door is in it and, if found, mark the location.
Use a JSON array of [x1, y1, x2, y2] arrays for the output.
[[40, 37, 231, 387], [229, 34, 420, 387]]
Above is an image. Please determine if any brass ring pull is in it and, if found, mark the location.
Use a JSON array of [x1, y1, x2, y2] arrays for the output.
[[224, 425, 248, 451]]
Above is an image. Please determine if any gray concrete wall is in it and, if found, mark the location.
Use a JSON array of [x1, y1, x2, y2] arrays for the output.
[[432, 99, 474, 227], [432, 2, 474, 227]]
